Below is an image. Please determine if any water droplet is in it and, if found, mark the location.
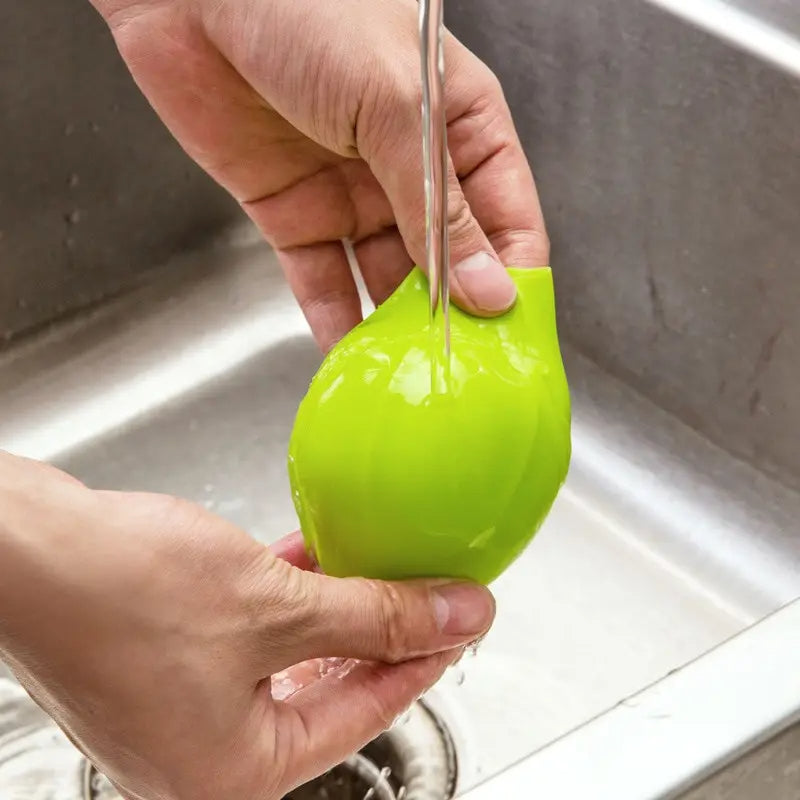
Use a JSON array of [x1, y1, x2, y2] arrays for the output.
[[335, 659, 360, 680], [272, 671, 300, 700], [64, 209, 82, 225], [361, 765, 392, 800], [217, 497, 245, 515], [204, 483, 214, 493], [393, 709, 413, 728], [466, 635, 485, 657], [317, 657, 347, 679], [68, 173, 80, 188]]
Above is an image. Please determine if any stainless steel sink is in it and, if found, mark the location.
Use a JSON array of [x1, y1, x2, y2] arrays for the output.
[[1, 229, 798, 798], [2, 0, 800, 796]]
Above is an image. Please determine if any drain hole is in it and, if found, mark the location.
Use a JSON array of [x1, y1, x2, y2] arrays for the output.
[[286, 699, 456, 800], [284, 753, 393, 800], [84, 700, 456, 800]]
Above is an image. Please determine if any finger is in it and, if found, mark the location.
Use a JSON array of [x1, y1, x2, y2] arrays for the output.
[[361, 56, 518, 317], [353, 227, 414, 307], [268, 531, 318, 572], [277, 650, 459, 788], [243, 159, 395, 251], [276, 242, 362, 353], [461, 145, 549, 268], [262, 570, 494, 669], [447, 66, 549, 268], [364, 120, 517, 316]]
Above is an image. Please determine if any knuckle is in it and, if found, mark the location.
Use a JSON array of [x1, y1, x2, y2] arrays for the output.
[[494, 227, 551, 266], [456, 50, 505, 106], [298, 286, 357, 321], [249, 559, 318, 650], [446, 193, 476, 243], [364, 686, 400, 730], [107, 5, 176, 62], [359, 65, 421, 161], [467, 57, 505, 104], [263, 558, 316, 624], [368, 580, 414, 663], [482, 67, 505, 101]]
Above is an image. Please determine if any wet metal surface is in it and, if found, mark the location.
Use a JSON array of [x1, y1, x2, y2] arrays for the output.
[[1, 234, 798, 797]]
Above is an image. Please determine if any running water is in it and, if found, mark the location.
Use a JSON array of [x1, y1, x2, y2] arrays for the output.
[[419, 0, 451, 394], [449, 636, 485, 688], [362, 766, 392, 800]]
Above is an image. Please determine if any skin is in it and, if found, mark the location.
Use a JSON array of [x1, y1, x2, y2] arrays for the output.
[[0, 453, 494, 799], [91, 0, 549, 352], [1, 0, 548, 797]]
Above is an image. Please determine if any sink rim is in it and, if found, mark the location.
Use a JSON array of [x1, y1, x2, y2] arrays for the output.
[[457, 597, 800, 800]]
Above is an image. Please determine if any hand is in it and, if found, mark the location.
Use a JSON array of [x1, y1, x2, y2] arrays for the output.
[[90, 0, 549, 352], [0, 452, 494, 799]]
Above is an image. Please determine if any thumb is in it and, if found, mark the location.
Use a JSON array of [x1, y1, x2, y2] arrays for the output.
[[276, 651, 460, 791], [271, 570, 495, 668], [362, 86, 517, 316]]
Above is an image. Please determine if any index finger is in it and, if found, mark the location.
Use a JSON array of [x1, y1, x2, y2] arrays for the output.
[[277, 242, 363, 354]]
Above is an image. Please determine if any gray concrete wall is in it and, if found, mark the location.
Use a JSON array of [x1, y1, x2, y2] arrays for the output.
[[0, 0, 239, 342]]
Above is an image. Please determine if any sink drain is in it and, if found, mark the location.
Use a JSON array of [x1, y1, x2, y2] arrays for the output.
[[83, 700, 457, 800], [284, 753, 394, 800]]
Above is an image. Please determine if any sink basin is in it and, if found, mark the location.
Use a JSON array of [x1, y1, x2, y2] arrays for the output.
[[1, 230, 798, 798]]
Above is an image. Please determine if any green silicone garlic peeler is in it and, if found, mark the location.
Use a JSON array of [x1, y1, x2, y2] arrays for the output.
[[288, 266, 571, 585]]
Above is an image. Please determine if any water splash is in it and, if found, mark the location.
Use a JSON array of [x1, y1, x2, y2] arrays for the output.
[[317, 657, 347, 679], [448, 636, 484, 687], [393, 709, 413, 728], [362, 766, 392, 800], [334, 659, 360, 680], [271, 671, 300, 701], [272, 658, 361, 701], [466, 635, 485, 657]]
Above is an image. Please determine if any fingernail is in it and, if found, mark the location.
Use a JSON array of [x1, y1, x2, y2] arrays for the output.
[[433, 583, 495, 637], [453, 252, 517, 313]]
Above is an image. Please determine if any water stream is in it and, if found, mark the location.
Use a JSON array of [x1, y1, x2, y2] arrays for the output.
[[419, 0, 451, 394]]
